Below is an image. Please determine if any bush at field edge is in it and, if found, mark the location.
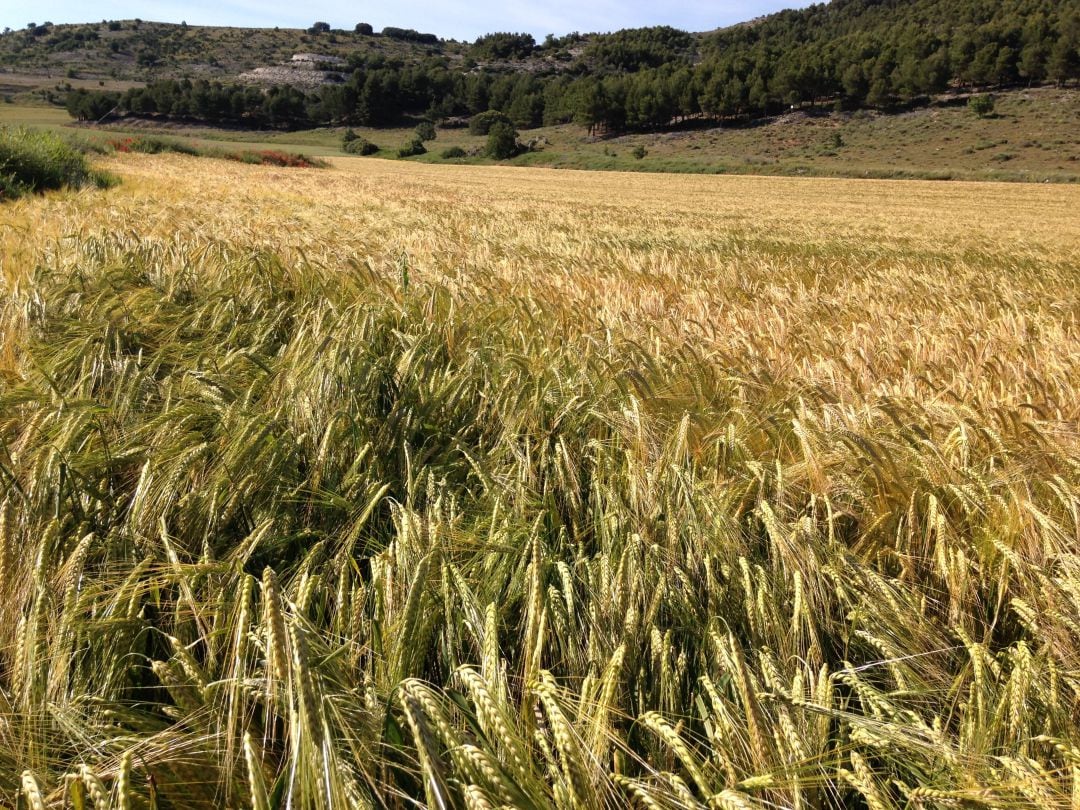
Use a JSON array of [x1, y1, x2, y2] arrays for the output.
[[0, 126, 99, 200], [343, 137, 379, 155]]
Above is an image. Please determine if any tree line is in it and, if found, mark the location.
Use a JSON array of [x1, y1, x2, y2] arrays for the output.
[[66, 0, 1079, 132]]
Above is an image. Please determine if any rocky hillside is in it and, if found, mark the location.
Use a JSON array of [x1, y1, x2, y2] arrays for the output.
[[0, 20, 469, 83]]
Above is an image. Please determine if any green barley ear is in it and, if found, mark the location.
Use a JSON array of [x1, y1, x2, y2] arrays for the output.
[[21, 770, 46, 810], [588, 642, 625, 758], [640, 711, 710, 798], [67, 775, 87, 810], [462, 784, 495, 810], [261, 566, 289, 683], [79, 766, 109, 810], [534, 670, 589, 803], [244, 732, 271, 810], [115, 751, 133, 810], [398, 680, 452, 810]]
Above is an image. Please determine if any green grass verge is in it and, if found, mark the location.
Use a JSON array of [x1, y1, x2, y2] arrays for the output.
[[0, 126, 114, 199]]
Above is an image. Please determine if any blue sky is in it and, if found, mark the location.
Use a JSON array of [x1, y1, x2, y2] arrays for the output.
[[2, 1, 812, 42]]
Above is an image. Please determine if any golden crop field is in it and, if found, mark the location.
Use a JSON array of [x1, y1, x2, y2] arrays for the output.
[[6, 157, 1079, 410], [2, 155, 1079, 808]]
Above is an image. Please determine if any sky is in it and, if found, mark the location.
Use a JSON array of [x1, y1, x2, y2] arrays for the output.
[[1, 1, 813, 42]]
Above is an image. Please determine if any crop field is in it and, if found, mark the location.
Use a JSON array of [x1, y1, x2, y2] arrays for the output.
[[1, 155, 1079, 808]]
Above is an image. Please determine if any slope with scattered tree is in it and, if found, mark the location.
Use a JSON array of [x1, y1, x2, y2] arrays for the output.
[[4, 0, 1078, 135]]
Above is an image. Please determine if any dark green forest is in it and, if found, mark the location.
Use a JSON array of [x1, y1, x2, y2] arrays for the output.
[[62, 0, 1080, 132]]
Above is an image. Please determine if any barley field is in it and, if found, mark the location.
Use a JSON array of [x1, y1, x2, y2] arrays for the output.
[[1, 155, 1079, 809]]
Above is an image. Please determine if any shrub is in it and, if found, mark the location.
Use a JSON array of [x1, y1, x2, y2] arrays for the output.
[[233, 150, 328, 168], [137, 48, 160, 67], [440, 146, 467, 159], [414, 120, 437, 142], [397, 139, 427, 158], [469, 110, 512, 136], [632, 144, 648, 159], [344, 138, 379, 155], [108, 136, 200, 156], [485, 121, 518, 160], [0, 127, 93, 200], [355, 22, 373, 35], [968, 94, 995, 118]]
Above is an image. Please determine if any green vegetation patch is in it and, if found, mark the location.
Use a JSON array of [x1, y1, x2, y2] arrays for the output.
[[0, 126, 110, 199], [343, 136, 379, 155], [107, 134, 329, 167]]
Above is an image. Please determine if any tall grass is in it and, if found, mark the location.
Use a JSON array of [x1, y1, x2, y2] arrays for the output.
[[0, 157, 1078, 808], [0, 127, 104, 200]]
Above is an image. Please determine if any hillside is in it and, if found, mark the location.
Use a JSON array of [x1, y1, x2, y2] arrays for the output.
[[0, 20, 465, 84], [519, 85, 1080, 180], [3, 0, 1078, 134], [0, 2, 1078, 184]]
